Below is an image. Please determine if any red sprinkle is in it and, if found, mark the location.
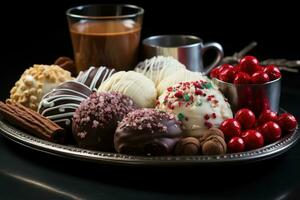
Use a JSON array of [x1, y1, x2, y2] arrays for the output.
[[174, 91, 183, 98], [204, 121, 213, 128], [168, 104, 175, 110], [156, 100, 160, 105], [211, 113, 216, 119], [190, 95, 194, 102], [167, 87, 172, 92], [204, 114, 210, 120], [193, 81, 201, 88], [207, 95, 215, 101], [195, 89, 203, 95], [185, 103, 190, 107]]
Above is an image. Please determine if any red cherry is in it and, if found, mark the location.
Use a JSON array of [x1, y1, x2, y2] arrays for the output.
[[263, 65, 281, 81], [241, 130, 264, 150], [277, 113, 297, 132], [235, 64, 241, 71], [235, 108, 256, 130], [239, 56, 260, 75], [261, 121, 281, 143], [219, 64, 234, 72], [220, 119, 242, 141], [251, 72, 270, 84], [256, 126, 263, 133], [219, 68, 236, 83], [257, 110, 278, 125], [228, 137, 245, 153], [233, 72, 251, 84], [210, 67, 220, 79]]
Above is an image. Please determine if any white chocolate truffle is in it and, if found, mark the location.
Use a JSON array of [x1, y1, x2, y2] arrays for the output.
[[156, 80, 233, 137], [134, 56, 186, 86], [157, 69, 210, 95], [98, 71, 157, 108], [10, 65, 73, 111]]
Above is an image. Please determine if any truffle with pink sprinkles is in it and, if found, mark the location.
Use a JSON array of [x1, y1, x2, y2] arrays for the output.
[[72, 92, 138, 151], [156, 80, 233, 137]]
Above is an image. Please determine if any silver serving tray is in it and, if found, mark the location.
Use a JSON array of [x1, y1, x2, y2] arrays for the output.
[[0, 108, 299, 166]]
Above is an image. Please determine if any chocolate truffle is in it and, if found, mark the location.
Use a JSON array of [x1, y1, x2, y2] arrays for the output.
[[114, 108, 183, 156], [76, 66, 116, 91], [72, 92, 137, 151], [10, 65, 73, 111], [38, 81, 92, 130]]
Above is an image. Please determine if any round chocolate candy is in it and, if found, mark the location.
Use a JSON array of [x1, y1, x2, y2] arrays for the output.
[[114, 108, 183, 156], [72, 92, 137, 151], [76, 66, 116, 91], [38, 81, 92, 130]]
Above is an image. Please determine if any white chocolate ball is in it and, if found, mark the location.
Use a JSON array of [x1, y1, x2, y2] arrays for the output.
[[156, 80, 233, 137], [10, 65, 73, 110], [134, 56, 186, 86], [157, 69, 210, 95], [98, 71, 157, 108]]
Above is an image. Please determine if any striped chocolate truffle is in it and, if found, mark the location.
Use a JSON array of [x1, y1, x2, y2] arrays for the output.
[[75, 66, 116, 91], [38, 81, 92, 130]]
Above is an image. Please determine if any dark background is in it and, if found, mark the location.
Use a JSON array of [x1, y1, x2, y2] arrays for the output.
[[1, 0, 299, 100], [1, 1, 300, 200]]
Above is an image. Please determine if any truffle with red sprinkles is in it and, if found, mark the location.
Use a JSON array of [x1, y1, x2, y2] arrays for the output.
[[114, 108, 183, 156], [156, 80, 233, 137], [72, 92, 137, 150]]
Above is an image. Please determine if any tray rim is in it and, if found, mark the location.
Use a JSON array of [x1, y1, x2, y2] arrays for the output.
[[0, 108, 299, 166]]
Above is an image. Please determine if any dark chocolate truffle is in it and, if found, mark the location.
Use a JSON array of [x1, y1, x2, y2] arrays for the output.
[[75, 66, 116, 91], [72, 92, 137, 151], [38, 81, 92, 130], [114, 108, 183, 156]]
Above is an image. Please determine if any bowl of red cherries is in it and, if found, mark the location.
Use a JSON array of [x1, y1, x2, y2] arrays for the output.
[[211, 55, 282, 115], [220, 108, 297, 153], [210, 55, 298, 153]]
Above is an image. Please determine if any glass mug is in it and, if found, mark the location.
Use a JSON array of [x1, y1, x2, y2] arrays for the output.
[[66, 4, 144, 73], [142, 35, 224, 75]]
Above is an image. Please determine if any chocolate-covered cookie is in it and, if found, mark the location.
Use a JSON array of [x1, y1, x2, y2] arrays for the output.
[[114, 108, 183, 156], [72, 92, 137, 151]]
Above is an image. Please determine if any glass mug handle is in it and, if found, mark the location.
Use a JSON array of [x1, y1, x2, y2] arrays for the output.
[[202, 42, 224, 75]]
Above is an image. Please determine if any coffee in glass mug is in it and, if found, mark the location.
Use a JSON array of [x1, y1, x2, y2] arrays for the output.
[[66, 4, 144, 73]]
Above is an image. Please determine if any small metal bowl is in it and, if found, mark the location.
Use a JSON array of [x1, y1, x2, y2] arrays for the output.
[[213, 78, 281, 115]]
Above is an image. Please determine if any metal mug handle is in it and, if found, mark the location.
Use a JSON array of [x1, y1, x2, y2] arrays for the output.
[[202, 42, 224, 75]]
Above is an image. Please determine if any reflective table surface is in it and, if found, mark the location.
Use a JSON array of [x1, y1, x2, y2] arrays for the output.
[[0, 72, 300, 200]]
